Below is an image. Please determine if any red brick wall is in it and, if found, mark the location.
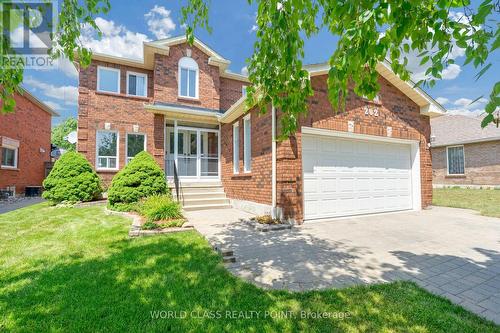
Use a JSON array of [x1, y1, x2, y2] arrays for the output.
[[0, 93, 52, 194], [276, 75, 432, 222], [220, 107, 273, 205], [153, 43, 221, 110], [220, 78, 246, 111], [78, 60, 163, 185], [432, 141, 500, 185], [219, 74, 432, 223]]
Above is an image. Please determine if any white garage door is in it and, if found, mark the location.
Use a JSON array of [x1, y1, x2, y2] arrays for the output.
[[302, 134, 413, 220]]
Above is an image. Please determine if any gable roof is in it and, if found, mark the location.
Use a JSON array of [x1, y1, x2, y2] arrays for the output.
[[305, 61, 445, 118], [220, 61, 446, 123], [431, 115, 500, 147], [90, 35, 249, 83]]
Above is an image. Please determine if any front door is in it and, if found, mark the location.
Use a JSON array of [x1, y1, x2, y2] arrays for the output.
[[166, 125, 219, 180]]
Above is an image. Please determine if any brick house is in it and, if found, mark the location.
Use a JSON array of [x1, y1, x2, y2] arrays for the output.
[[0, 89, 57, 196], [77, 36, 444, 223], [431, 115, 500, 187]]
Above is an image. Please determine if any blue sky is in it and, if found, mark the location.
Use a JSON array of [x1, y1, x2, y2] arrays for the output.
[[23, 0, 499, 125]]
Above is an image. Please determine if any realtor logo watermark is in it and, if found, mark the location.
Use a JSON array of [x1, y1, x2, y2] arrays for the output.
[[1, 0, 57, 69]]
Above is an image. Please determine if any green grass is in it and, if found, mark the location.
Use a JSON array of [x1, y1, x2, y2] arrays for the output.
[[0, 204, 498, 332], [433, 188, 500, 218]]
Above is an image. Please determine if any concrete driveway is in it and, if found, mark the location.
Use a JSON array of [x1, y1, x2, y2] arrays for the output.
[[187, 206, 500, 324]]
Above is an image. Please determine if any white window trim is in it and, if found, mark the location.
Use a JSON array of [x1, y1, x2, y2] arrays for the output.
[[242, 85, 247, 97], [233, 122, 239, 174], [126, 71, 148, 97], [97, 66, 121, 94], [446, 145, 465, 176], [125, 133, 147, 164], [178, 57, 199, 100], [96, 130, 119, 171], [243, 114, 251, 173], [1, 145, 18, 169]]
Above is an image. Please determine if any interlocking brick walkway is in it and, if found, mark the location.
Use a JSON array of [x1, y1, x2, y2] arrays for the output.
[[187, 207, 500, 324]]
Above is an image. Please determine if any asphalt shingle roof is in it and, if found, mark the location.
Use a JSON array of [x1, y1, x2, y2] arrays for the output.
[[431, 115, 500, 147]]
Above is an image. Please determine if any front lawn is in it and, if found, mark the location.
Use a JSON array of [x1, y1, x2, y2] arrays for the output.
[[433, 188, 500, 218], [0, 204, 498, 332]]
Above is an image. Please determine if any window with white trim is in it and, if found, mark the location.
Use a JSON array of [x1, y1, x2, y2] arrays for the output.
[[97, 67, 120, 93], [96, 131, 118, 169], [126, 133, 146, 163], [243, 114, 251, 172], [178, 57, 198, 98], [233, 122, 239, 174], [1, 146, 18, 168], [127, 72, 147, 97], [242, 86, 247, 97], [447, 146, 465, 175]]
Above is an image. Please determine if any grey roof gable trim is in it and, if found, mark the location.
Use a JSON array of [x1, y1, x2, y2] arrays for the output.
[[431, 115, 500, 147]]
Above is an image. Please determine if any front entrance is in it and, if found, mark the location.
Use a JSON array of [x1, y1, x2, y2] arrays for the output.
[[166, 122, 220, 180]]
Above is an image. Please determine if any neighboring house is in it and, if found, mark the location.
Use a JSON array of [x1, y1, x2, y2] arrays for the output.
[[77, 35, 444, 223], [431, 115, 500, 187], [0, 89, 57, 196]]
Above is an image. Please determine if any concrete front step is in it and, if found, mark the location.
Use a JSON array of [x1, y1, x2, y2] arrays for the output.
[[183, 198, 230, 206], [172, 186, 225, 195], [178, 192, 227, 200], [183, 203, 232, 211]]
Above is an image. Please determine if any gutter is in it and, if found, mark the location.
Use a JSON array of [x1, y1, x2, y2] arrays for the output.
[[431, 136, 500, 148], [271, 105, 277, 219]]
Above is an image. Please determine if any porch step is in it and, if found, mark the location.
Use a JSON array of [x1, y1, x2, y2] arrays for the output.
[[172, 182, 232, 212], [172, 186, 225, 195], [183, 197, 231, 206], [182, 198, 230, 206], [178, 192, 227, 200]]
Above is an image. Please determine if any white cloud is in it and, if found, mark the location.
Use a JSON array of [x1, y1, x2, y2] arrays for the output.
[[24, 76, 78, 106], [144, 5, 176, 40], [241, 66, 248, 76], [249, 25, 258, 33], [82, 17, 150, 59], [446, 97, 489, 117], [441, 63, 462, 80], [436, 97, 449, 105]]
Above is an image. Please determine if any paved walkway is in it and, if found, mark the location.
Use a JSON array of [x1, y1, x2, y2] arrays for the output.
[[0, 197, 44, 214], [186, 207, 500, 324]]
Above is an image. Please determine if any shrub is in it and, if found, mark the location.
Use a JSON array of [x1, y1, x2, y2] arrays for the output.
[[43, 152, 102, 204], [138, 195, 183, 222], [107, 152, 169, 208]]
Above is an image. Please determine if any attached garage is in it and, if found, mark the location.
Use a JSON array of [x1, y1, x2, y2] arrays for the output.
[[302, 128, 421, 220]]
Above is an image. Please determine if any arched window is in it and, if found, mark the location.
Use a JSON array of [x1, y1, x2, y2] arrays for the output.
[[178, 57, 199, 99]]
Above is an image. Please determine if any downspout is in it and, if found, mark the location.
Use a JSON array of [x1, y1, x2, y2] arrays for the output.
[[271, 105, 277, 219]]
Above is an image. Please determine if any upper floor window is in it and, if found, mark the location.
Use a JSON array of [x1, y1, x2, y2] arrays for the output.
[[242, 86, 247, 97], [178, 57, 198, 99], [447, 146, 465, 175], [127, 72, 147, 97], [97, 66, 120, 94]]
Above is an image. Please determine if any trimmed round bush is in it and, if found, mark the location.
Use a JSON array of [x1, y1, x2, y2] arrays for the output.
[[43, 151, 102, 204], [107, 151, 169, 208]]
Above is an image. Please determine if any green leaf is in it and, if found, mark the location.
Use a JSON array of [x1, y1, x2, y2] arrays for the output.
[[475, 63, 492, 81]]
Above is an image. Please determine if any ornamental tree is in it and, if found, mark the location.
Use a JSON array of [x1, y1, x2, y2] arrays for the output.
[[182, 0, 499, 133]]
